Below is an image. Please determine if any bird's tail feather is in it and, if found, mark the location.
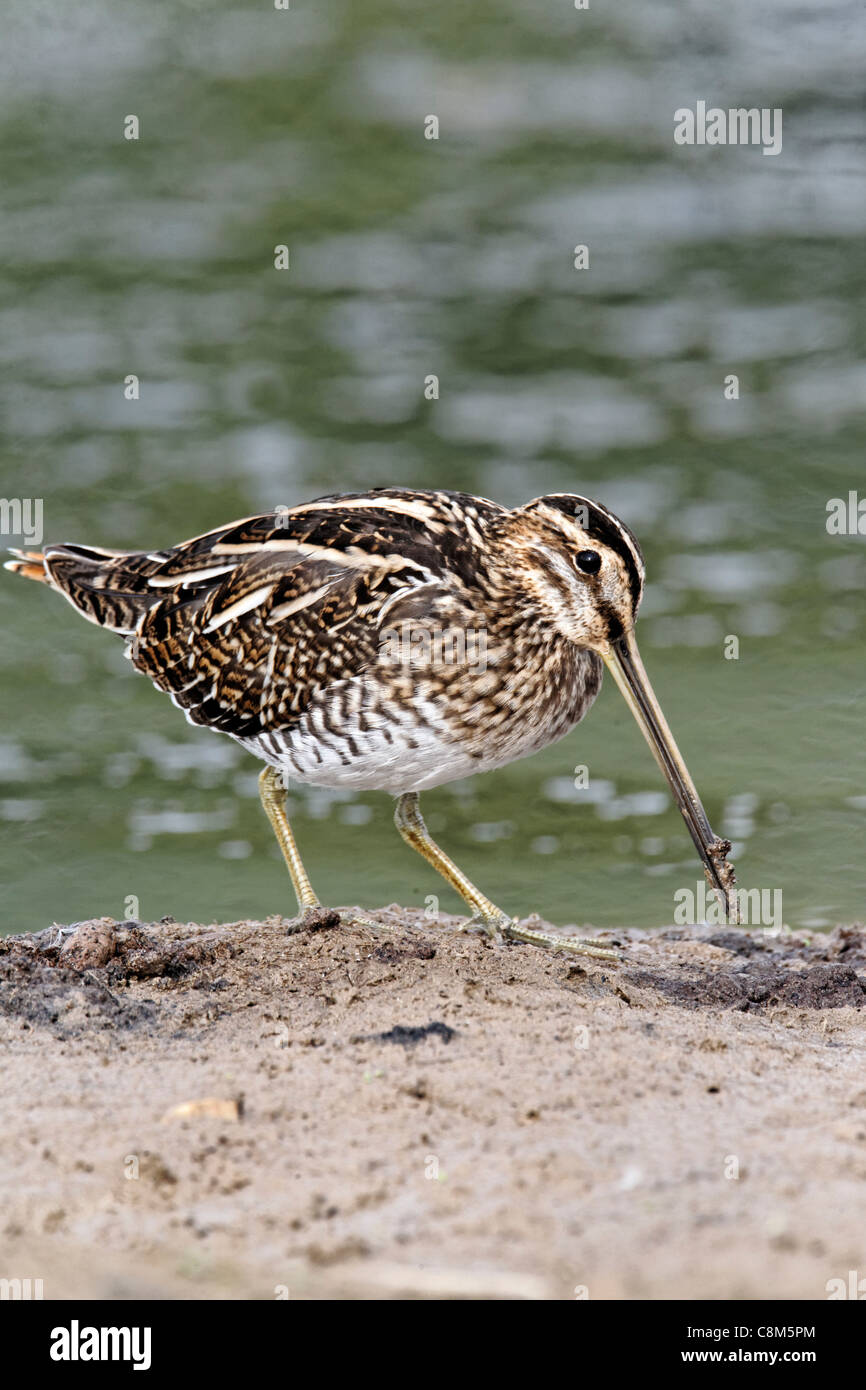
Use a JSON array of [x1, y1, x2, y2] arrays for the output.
[[5, 543, 146, 632], [4, 548, 49, 583]]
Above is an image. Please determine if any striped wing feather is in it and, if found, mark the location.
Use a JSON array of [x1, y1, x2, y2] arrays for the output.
[[46, 491, 504, 739]]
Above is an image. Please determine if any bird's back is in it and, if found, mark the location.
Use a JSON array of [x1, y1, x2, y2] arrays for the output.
[[6, 488, 602, 793]]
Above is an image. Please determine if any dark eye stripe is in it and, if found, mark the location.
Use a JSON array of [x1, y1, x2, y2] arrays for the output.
[[584, 509, 642, 608], [597, 603, 624, 643], [542, 497, 643, 608], [533, 556, 574, 606]]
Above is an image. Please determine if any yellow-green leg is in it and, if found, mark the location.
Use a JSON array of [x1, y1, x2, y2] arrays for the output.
[[258, 766, 319, 913], [394, 792, 619, 960], [258, 766, 393, 933]]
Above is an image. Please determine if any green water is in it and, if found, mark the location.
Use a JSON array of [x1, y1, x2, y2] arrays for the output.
[[1, 0, 864, 934]]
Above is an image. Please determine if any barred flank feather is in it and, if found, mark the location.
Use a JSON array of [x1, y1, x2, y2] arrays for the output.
[[4, 487, 643, 773]]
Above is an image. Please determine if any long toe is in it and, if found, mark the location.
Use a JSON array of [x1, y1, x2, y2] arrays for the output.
[[455, 909, 510, 941], [286, 905, 401, 935], [339, 907, 399, 933], [503, 916, 621, 959]]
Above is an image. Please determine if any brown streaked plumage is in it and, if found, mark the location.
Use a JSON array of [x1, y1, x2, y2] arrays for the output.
[[5, 487, 737, 955]]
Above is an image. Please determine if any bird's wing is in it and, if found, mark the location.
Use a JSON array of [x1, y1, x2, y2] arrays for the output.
[[43, 491, 501, 738]]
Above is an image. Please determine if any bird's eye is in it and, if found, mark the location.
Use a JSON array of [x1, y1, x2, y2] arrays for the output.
[[574, 549, 601, 575]]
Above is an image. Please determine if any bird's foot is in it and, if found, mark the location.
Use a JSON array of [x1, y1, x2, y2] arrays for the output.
[[286, 905, 341, 935], [340, 907, 399, 933], [286, 905, 398, 935], [462, 909, 621, 961]]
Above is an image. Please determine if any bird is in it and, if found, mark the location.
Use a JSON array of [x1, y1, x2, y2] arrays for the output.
[[5, 487, 737, 957]]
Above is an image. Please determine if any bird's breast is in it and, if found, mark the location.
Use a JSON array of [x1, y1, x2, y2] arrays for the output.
[[238, 641, 603, 795]]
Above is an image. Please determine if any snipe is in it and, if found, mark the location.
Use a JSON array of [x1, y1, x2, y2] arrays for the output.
[[6, 488, 737, 956]]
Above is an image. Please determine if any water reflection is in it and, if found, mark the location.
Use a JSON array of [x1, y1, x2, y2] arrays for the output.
[[0, 0, 864, 932]]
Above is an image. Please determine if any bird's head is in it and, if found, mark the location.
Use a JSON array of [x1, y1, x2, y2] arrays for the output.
[[509, 493, 645, 652], [505, 492, 738, 923]]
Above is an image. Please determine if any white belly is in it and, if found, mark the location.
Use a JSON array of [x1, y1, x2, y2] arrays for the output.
[[236, 690, 582, 795], [230, 652, 601, 796], [241, 721, 476, 793]]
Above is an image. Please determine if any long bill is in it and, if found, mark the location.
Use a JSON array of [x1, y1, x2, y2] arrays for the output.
[[603, 626, 739, 923]]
